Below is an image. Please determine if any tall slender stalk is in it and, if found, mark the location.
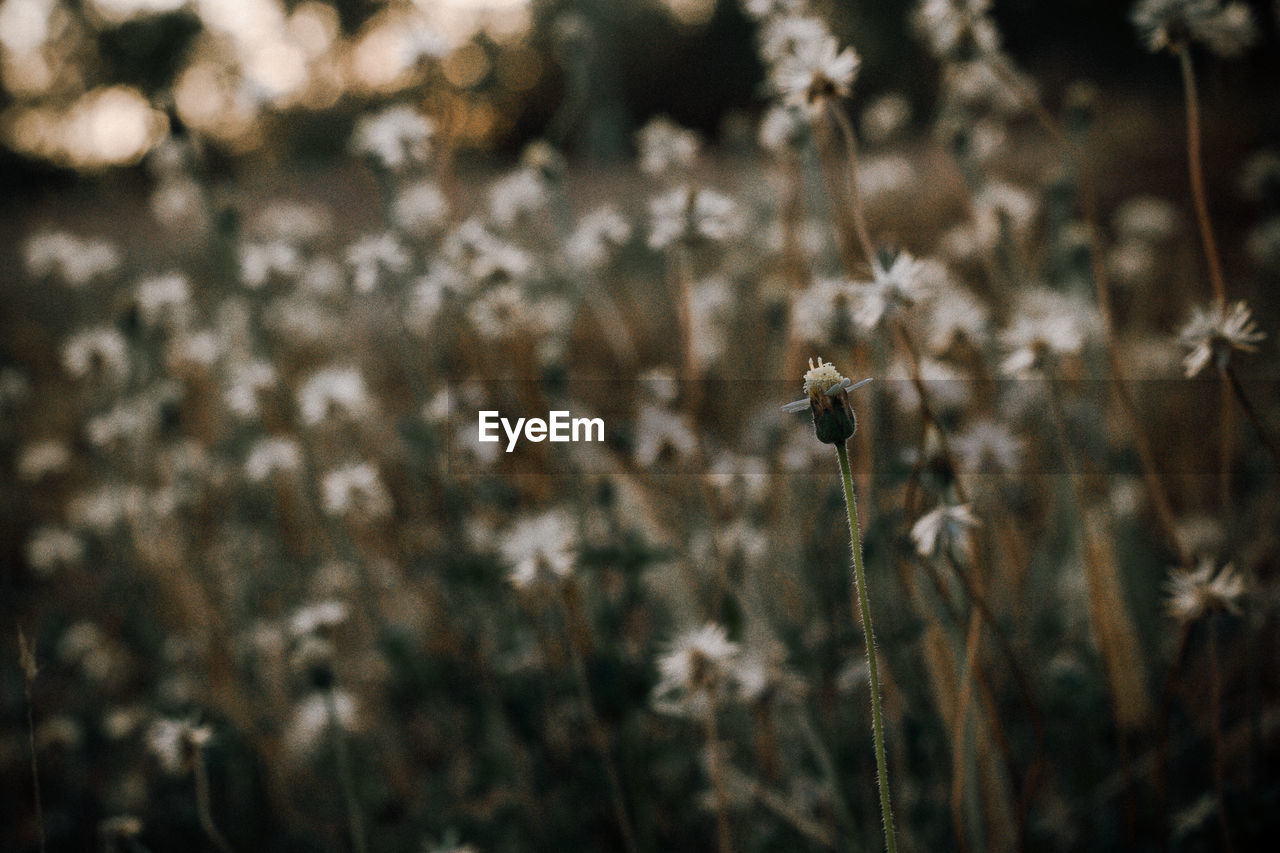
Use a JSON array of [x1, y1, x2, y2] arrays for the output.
[[327, 688, 369, 853], [835, 442, 898, 853], [19, 630, 46, 853], [192, 747, 235, 853], [704, 708, 733, 853], [1177, 47, 1227, 308]]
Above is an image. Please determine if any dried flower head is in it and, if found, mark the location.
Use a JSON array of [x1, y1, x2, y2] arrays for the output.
[[782, 358, 872, 445], [1177, 299, 1266, 376], [1165, 559, 1245, 622]]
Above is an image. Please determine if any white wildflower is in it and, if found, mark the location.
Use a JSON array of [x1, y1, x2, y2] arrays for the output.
[[351, 105, 435, 170], [501, 511, 576, 588], [1178, 300, 1265, 377]]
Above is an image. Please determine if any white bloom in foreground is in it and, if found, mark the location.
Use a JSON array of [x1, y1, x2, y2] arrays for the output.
[[502, 511, 576, 588], [652, 623, 740, 717], [1177, 300, 1265, 377]]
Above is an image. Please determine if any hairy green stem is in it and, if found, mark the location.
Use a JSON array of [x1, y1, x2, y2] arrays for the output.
[[836, 442, 898, 853]]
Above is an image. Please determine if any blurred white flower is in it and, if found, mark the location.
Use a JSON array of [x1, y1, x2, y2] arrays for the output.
[[322, 463, 392, 518], [351, 105, 435, 170], [501, 511, 576, 588], [637, 116, 700, 176], [240, 240, 302, 289], [910, 503, 981, 560], [25, 230, 121, 286], [393, 180, 451, 234], [347, 232, 410, 293], [565, 205, 631, 270], [135, 272, 192, 329], [999, 288, 1100, 376], [17, 439, 71, 481], [147, 718, 212, 775], [224, 360, 278, 419], [298, 366, 370, 426], [1113, 196, 1180, 243], [1165, 559, 1244, 622], [287, 690, 356, 753], [289, 600, 350, 637], [648, 185, 744, 249], [26, 526, 85, 576], [855, 251, 931, 329], [1132, 0, 1258, 56], [62, 327, 129, 382], [789, 277, 856, 343], [652, 623, 740, 717], [951, 418, 1024, 474], [488, 168, 549, 227], [244, 437, 303, 483], [861, 93, 913, 145], [770, 31, 860, 108], [1177, 300, 1265, 377], [913, 0, 1000, 60], [634, 403, 698, 466]]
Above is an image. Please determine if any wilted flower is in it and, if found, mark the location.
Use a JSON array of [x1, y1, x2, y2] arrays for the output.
[[1165, 559, 1244, 622], [1177, 299, 1265, 377]]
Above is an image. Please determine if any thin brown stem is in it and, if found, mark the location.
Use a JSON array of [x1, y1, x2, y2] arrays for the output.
[[327, 688, 369, 853], [827, 101, 877, 266], [1178, 47, 1228, 308], [19, 629, 46, 853], [985, 51, 1192, 569], [560, 588, 639, 853], [1225, 364, 1280, 466], [193, 748, 235, 853], [705, 707, 734, 853], [1207, 618, 1236, 853]]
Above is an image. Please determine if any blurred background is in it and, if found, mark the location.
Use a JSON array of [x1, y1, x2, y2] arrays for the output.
[[3, 1, 1280, 851]]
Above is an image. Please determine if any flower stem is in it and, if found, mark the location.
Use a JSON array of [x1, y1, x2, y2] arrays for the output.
[[1178, 47, 1227, 308], [327, 688, 369, 853], [835, 442, 898, 853], [192, 747, 235, 853]]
